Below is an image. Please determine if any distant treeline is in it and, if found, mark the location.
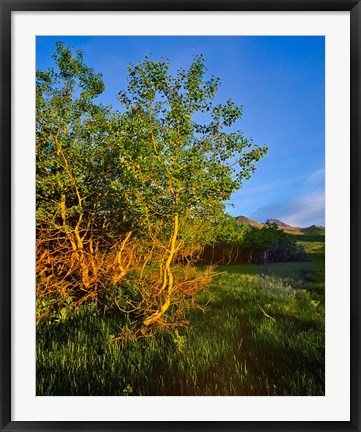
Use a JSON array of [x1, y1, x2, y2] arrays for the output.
[[199, 222, 309, 265], [292, 234, 325, 242]]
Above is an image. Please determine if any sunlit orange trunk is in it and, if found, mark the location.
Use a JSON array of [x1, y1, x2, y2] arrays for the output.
[[144, 213, 179, 326]]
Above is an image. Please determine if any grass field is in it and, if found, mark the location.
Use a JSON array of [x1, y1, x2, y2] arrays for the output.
[[36, 241, 325, 396]]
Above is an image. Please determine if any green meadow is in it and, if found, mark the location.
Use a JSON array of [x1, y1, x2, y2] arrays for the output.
[[36, 240, 324, 396]]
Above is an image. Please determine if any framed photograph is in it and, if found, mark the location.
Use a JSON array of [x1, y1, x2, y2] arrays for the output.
[[1, 1, 360, 431]]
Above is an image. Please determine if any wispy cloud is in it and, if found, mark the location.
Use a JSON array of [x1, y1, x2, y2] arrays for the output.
[[305, 167, 324, 187], [248, 167, 325, 227], [250, 192, 325, 227], [231, 181, 280, 199]]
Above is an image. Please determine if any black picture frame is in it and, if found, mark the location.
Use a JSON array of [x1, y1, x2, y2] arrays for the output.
[[1, 1, 360, 431]]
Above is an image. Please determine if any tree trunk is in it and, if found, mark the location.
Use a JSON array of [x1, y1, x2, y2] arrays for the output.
[[144, 213, 179, 326]]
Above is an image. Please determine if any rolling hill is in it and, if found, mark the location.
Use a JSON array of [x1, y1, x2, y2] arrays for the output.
[[235, 215, 325, 237]]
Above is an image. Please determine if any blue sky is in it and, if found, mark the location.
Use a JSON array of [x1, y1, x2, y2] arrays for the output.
[[36, 36, 325, 227]]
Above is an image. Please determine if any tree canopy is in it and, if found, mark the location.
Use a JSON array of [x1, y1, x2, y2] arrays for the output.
[[36, 43, 268, 332]]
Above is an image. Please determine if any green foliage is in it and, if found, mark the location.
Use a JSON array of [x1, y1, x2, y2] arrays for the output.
[[113, 54, 267, 235], [36, 44, 267, 325], [211, 214, 250, 245], [36, 42, 110, 229], [241, 223, 308, 264], [201, 221, 308, 265]]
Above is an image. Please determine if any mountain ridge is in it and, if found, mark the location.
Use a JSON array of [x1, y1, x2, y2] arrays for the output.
[[235, 215, 325, 234]]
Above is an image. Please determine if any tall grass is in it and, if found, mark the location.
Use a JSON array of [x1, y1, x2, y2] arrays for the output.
[[37, 250, 324, 396]]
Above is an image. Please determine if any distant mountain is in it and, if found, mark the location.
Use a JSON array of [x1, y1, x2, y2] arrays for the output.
[[235, 215, 325, 236], [235, 215, 264, 228], [300, 225, 325, 236], [264, 218, 292, 228]]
